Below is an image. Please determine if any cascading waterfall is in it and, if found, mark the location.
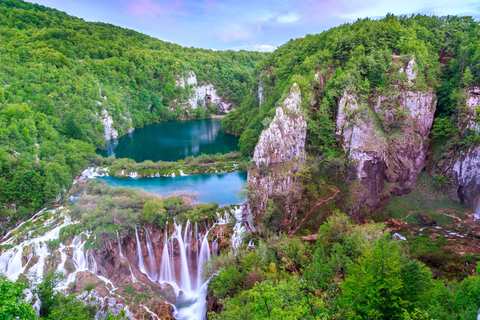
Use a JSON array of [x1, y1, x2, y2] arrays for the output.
[[143, 226, 158, 281], [135, 226, 150, 280], [117, 230, 126, 259], [196, 231, 211, 291], [159, 229, 174, 283], [174, 222, 192, 292], [0, 204, 245, 320]]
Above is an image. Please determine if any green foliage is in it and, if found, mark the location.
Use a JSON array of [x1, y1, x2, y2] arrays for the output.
[[32, 271, 126, 320], [139, 198, 166, 227], [461, 67, 474, 87], [0, 276, 37, 320], [210, 277, 330, 320], [0, 0, 265, 234], [431, 117, 456, 139]]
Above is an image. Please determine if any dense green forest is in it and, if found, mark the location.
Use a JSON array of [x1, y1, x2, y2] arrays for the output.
[[0, 0, 265, 233], [206, 214, 480, 319], [2, 3, 480, 319], [223, 14, 480, 156]]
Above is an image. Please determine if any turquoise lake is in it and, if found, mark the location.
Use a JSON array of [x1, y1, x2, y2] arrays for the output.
[[96, 171, 247, 205], [99, 119, 239, 162]]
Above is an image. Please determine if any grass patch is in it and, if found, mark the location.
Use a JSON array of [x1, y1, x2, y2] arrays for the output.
[[377, 172, 470, 225]]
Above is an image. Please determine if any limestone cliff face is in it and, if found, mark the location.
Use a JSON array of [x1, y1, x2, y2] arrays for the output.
[[336, 59, 436, 212], [247, 83, 307, 225], [176, 71, 234, 113], [447, 87, 480, 213]]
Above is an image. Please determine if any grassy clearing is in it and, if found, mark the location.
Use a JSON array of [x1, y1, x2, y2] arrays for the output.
[[376, 172, 471, 225]]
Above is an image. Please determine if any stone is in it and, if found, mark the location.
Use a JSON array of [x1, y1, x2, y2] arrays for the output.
[[253, 83, 306, 167], [336, 64, 436, 212], [247, 83, 307, 224]]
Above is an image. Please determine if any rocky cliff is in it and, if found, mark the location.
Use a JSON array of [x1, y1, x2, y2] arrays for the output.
[[247, 83, 307, 228], [440, 87, 480, 217], [176, 71, 234, 113], [336, 58, 436, 212]]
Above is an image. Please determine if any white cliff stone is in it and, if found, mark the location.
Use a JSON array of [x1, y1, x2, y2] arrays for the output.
[[175, 71, 233, 113], [248, 83, 307, 222], [100, 110, 118, 141], [77, 290, 135, 320], [253, 83, 306, 167], [336, 83, 436, 210], [451, 87, 480, 214], [406, 58, 417, 83], [460, 86, 480, 133]]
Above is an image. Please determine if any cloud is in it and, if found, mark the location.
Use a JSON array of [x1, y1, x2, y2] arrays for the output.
[[277, 13, 299, 23], [121, 0, 162, 18], [229, 44, 277, 52], [217, 27, 252, 42]]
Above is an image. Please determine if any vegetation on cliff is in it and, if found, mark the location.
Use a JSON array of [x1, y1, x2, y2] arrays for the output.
[[224, 14, 480, 159], [0, 0, 265, 231]]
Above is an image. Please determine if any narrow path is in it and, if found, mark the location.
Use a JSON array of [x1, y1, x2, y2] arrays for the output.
[[401, 208, 471, 224], [289, 184, 340, 237]]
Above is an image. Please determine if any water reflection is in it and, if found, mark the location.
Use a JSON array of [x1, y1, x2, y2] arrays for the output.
[[99, 120, 239, 162]]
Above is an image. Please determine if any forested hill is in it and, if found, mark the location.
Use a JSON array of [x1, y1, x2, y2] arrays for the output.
[[0, 0, 266, 233], [223, 14, 480, 156]]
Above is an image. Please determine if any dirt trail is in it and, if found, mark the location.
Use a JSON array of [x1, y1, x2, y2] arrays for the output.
[[401, 208, 473, 224], [289, 184, 340, 237]]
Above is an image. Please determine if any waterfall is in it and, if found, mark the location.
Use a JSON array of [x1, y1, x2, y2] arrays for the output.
[[117, 230, 126, 259], [475, 200, 480, 221], [196, 232, 211, 291], [30, 243, 49, 282], [174, 222, 192, 292], [72, 236, 88, 270], [143, 226, 158, 281], [135, 226, 149, 279], [159, 230, 174, 283], [230, 207, 245, 253], [212, 240, 218, 256]]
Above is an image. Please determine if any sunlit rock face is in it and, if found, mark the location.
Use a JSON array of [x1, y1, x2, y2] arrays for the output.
[[247, 83, 307, 226], [443, 87, 480, 215], [99, 110, 134, 141], [100, 110, 118, 141], [336, 58, 436, 212], [176, 71, 234, 113], [253, 84, 306, 167]]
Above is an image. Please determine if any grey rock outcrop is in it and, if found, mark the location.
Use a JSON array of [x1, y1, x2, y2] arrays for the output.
[[176, 71, 234, 113], [78, 290, 136, 320], [449, 87, 480, 216], [336, 58, 436, 212], [247, 84, 307, 225], [99, 110, 134, 141]]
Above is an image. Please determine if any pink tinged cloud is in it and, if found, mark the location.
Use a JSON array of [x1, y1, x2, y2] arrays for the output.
[[217, 28, 252, 42], [121, 0, 188, 18]]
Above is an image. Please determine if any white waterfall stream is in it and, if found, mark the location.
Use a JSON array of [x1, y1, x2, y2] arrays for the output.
[[0, 204, 245, 320], [117, 230, 126, 259], [143, 226, 158, 281]]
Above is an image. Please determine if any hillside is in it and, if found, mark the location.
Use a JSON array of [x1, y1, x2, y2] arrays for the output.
[[223, 14, 480, 220], [0, 0, 266, 232]]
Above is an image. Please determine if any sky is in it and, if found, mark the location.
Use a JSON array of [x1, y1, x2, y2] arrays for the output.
[[30, 0, 480, 52]]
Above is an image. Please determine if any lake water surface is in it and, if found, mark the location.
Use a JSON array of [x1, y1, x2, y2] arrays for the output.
[[96, 171, 247, 205], [99, 119, 239, 162]]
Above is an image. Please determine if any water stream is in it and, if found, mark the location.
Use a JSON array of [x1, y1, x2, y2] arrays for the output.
[[0, 203, 245, 320]]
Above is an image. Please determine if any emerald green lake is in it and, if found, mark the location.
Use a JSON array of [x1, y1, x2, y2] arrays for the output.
[[97, 172, 247, 205], [99, 119, 239, 162]]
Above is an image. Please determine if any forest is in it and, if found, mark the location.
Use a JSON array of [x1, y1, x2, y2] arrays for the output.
[[0, 0, 265, 234], [223, 14, 480, 157], [1, 0, 480, 319]]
